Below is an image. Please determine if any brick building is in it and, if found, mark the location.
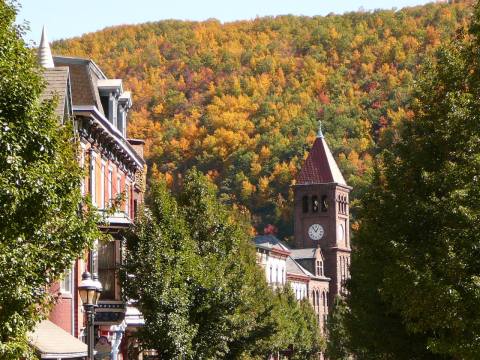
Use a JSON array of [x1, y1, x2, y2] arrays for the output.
[[30, 27, 146, 359], [293, 126, 351, 308], [253, 124, 351, 336]]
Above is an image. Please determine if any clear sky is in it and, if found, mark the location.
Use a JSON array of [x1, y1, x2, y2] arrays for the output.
[[17, 0, 433, 45]]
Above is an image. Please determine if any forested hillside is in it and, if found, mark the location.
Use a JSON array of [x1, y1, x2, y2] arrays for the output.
[[53, 1, 472, 239]]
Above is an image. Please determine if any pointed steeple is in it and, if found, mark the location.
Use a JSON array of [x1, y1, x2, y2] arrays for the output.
[[296, 125, 347, 186], [38, 26, 55, 68]]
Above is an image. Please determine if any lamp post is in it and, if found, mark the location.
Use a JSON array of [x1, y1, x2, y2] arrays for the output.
[[79, 271, 102, 360]]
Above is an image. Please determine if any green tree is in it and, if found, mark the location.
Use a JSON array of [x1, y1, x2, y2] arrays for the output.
[[347, 5, 480, 358], [121, 171, 276, 359], [326, 297, 351, 360], [122, 170, 324, 359], [0, 2, 99, 358]]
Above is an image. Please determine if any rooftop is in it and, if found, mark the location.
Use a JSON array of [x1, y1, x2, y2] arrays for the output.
[[254, 235, 291, 255], [296, 135, 347, 186]]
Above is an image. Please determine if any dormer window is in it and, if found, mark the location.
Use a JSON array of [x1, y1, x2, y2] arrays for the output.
[[98, 80, 131, 136], [118, 92, 132, 138]]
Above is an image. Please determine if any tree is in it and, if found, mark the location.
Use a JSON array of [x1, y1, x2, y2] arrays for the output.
[[53, 1, 472, 240], [0, 2, 99, 358], [326, 297, 351, 360], [122, 170, 324, 359], [121, 170, 276, 359], [347, 5, 480, 358]]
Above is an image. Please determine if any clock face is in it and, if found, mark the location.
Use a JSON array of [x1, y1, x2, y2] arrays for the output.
[[308, 224, 324, 241]]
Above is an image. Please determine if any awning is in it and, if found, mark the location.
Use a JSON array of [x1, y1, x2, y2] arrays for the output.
[[29, 320, 87, 359]]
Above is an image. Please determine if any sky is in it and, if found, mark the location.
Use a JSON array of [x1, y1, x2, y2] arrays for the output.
[[17, 0, 433, 45]]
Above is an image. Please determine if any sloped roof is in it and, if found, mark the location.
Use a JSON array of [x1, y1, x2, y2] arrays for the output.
[[53, 56, 105, 114], [296, 135, 347, 186], [286, 256, 314, 278], [40, 67, 70, 118], [28, 320, 87, 358], [254, 235, 291, 255], [290, 248, 317, 260]]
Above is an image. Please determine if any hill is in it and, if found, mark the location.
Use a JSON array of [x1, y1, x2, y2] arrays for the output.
[[52, 1, 472, 239]]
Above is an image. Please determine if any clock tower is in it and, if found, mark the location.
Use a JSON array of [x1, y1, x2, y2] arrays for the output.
[[293, 125, 351, 305]]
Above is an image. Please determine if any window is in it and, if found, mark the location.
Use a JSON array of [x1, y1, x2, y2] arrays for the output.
[[117, 174, 121, 200], [269, 266, 272, 284], [281, 269, 285, 284], [321, 195, 328, 212], [89, 151, 96, 205], [108, 168, 113, 205], [316, 260, 324, 276], [125, 182, 130, 216], [98, 240, 117, 300], [312, 196, 319, 212], [276, 267, 279, 284], [302, 195, 309, 213], [100, 161, 106, 210], [60, 267, 73, 294], [80, 144, 86, 196]]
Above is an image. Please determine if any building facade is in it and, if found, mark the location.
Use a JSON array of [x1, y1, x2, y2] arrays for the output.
[[253, 125, 351, 338], [34, 27, 146, 359], [293, 127, 351, 308]]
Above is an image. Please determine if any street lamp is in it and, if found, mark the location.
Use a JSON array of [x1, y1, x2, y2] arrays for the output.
[[79, 271, 102, 360]]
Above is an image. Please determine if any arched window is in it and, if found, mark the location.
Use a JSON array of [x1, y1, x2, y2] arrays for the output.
[[302, 195, 309, 213], [312, 195, 319, 212], [269, 266, 272, 284], [281, 269, 285, 284], [276, 267, 279, 284], [321, 195, 328, 212]]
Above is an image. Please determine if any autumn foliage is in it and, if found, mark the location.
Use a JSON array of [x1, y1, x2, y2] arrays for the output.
[[53, 1, 472, 238]]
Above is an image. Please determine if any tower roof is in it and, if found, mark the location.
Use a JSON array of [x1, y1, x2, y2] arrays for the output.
[[38, 26, 54, 68], [296, 132, 347, 186]]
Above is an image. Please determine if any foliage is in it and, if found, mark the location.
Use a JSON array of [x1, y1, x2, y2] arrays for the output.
[[121, 170, 323, 359], [52, 1, 472, 239], [346, 3, 480, 358], [325, 297, 351, 360], [0, 1, 100, 358]]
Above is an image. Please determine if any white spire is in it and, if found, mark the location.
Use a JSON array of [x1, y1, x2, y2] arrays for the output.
[[38, 26, 54, 68]]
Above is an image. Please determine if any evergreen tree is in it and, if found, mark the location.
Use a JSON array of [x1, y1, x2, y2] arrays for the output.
[[347, 5, 480, 358], [0, 2, 99, 358]]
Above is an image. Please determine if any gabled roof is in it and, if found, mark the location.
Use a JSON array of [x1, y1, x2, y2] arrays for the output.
[[286, 256, 313, 279], [290, 248, 318, 260], [296, 134, 347, 186], [40, 67, 71, 119], [254, 235, 291, 256]]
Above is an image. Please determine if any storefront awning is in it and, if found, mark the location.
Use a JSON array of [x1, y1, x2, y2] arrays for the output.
[[29, 320, 88, 359]]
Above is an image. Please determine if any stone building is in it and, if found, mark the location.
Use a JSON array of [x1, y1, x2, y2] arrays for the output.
[[30, 27, 145, 359]]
